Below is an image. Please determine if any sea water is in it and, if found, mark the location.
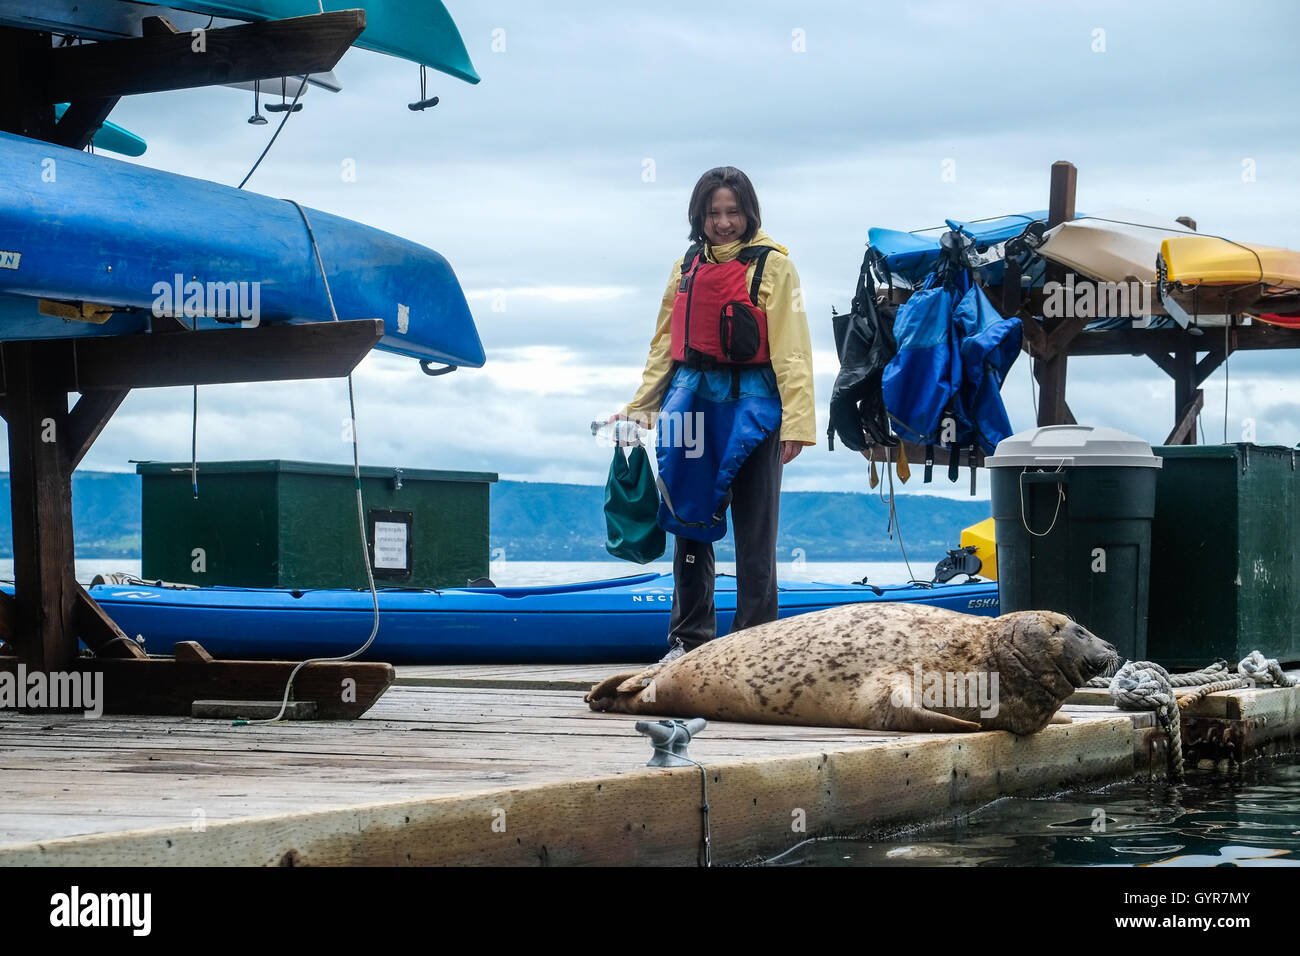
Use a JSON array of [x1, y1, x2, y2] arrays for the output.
[[761, 756, 1300, 867]]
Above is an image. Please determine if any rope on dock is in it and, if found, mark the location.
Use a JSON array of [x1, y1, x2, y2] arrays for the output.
[[1106, 661, 1185, 780], [1088, 651, 1295, 781]]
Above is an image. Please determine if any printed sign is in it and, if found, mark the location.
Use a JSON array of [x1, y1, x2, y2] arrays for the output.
[[372, 521, 408, 570]]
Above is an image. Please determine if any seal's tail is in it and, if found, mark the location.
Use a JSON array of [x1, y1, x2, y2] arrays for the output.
[[585, 663, 666, 712]]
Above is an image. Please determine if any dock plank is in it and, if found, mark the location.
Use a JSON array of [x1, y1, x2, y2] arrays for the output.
[[2, 662, 1290, 865]]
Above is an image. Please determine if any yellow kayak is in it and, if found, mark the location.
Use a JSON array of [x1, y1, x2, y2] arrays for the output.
[[1161, 235, 1300, 288]]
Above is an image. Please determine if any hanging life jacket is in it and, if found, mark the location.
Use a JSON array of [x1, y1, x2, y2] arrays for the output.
[[670, 242, 773, 368], [827, 247, 899, 452], [881, 229, 1021, 483]]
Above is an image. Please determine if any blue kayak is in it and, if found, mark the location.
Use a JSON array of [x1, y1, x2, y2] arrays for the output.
[[0, 130, 485, 367], [87, 574, 1001, 664], [869, 211, 1084, 288]]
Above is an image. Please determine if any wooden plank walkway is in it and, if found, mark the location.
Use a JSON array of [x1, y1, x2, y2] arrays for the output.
[[0, 662, 1290, 866]]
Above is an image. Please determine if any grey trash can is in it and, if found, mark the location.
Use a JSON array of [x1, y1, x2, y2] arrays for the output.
[[987, 425, 1162, 662]]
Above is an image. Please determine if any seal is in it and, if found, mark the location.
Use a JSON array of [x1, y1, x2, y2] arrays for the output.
[[586, 603, 1118, 735]]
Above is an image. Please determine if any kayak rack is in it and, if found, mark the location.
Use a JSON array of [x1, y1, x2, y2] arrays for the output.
[[0, 13, 407, 719]]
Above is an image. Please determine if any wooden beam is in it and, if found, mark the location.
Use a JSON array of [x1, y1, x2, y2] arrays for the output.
[[1164, 389, 1204, 445], [0, 28, 55, 139], [73, 584, 148, 660], [44, 320, 383, 391], [3, 343, 78, 671], [1146, 350, 1180, 379], [0, 591, 13, 641], [1067, 322, 1300, 357], [45, 12, 366, 102], [0, 655, 395, 719], [67, 389, 130, 469], [50, 97, 120, 150], [1194, 347, 1228, 385], [1037, 162, 1078, 427]]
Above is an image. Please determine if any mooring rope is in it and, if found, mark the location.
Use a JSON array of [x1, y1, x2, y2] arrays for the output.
[[1086, 651, 1297, 781], [1106, 660, 1185, 780]]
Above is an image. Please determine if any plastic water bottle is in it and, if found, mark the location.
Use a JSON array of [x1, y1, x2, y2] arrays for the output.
[[590, 419, 644, 446]]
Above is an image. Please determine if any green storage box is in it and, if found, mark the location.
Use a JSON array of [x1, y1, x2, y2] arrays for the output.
[[138, 460, 498, 589], [988, 425, 1162, 662], [1147, 444, 1300, 667]]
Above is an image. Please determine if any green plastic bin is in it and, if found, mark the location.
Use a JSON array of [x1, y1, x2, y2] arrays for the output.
[[1147, 444, 1300, 667], [988, 425, 1162, 661], [138, 460, 498, 589]]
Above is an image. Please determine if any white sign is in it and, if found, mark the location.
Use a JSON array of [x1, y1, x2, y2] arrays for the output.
[[372, 521, 408, 570]]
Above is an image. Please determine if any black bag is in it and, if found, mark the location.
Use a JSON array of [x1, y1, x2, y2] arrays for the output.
[[827, 248, 898, 452]]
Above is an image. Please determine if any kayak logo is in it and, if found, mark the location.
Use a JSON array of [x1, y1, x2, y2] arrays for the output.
[[1, 664, 104, 718], [49, 886, 151, 936], [151, 273, 261, 327], [0, 249, 20, 269], [891, 663, 999, 718], [1043, 274, 1151, 324]]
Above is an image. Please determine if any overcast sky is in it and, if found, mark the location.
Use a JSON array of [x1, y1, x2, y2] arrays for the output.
[[22, 0, 1300, 495]]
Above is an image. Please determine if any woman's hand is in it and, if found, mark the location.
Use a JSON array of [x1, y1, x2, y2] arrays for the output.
[[605, 411, 641, 446], [780, 441, 803, 465]]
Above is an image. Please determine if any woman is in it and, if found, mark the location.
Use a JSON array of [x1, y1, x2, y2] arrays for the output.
[[612, 166, 815, 662]]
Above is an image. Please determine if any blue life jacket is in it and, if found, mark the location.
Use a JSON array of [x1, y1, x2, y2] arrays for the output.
[[882, 248, 1021, 463], [655, 366, 782, 542]]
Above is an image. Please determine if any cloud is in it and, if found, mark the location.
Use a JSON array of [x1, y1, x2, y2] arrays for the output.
[[5, 0, 1298, 501]]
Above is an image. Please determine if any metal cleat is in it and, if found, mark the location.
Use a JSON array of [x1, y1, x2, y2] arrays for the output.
[[635, 718, 707, 767]]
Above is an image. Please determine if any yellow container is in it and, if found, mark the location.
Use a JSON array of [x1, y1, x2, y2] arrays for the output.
[[961, 517, 997, 580]]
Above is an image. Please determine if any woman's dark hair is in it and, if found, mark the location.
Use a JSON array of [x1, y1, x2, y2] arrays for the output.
[[687, 166, 761, 244]]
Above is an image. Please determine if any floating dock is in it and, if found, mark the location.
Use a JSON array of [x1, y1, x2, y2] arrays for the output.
[[0, 663, 1295, 866]]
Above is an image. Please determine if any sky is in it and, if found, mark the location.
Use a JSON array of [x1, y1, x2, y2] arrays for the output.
[[17, 0, 1300, 496]]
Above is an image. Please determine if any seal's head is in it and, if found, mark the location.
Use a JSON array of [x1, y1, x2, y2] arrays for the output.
[[987, 610, 1119, 734]]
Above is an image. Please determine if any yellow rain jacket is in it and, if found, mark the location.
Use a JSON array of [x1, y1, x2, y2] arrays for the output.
[[621, 230, 816, 445]]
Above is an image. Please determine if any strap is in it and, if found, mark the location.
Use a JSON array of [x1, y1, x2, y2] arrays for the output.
[[948, 446, 961, 483], [680, 242, 704, 279], [850, 247, 876, 315], [924, 445, 934, 483], [736, 245, 774, 306]]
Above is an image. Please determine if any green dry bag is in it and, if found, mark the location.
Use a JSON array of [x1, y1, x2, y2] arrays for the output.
[[604, 443, 666, 563]]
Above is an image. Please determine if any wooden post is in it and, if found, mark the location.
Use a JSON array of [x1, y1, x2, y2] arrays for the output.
[[1171, 342, 1198, 444], [4, 342, 79, 671], [1037, 161, 1077, 427]]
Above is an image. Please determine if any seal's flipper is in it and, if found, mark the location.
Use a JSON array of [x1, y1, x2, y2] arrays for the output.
[[883, 677, 982, 733], [616, 662, 667, 694], [888, 706, 983, 733], [586, 671, 644, 707], [1049, 712, 1073, 725]]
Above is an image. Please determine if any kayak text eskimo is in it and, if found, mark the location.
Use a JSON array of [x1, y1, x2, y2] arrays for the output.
[[0, 665, 104, 718]]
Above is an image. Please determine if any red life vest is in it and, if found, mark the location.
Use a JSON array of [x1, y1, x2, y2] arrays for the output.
[[669, 242, 773, 367]]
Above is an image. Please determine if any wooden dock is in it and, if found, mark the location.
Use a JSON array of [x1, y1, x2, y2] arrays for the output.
[[0, 663, 1294, 866]]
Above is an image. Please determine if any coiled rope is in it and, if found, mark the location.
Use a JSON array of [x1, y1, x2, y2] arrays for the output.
[[1085, 652, 1297, 780]]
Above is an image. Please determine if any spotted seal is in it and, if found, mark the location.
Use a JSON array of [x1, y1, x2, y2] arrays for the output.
[[585, 603, 1117, 734]]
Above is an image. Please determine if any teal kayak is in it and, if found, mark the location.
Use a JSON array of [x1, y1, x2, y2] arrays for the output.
[[0, 1, 479, 82]]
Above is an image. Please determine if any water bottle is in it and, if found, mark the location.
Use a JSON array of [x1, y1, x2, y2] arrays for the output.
[[591, 419, 644, 446]]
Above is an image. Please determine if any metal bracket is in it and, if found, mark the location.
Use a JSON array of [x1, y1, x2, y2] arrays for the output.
[[635, 718, 707, 767]]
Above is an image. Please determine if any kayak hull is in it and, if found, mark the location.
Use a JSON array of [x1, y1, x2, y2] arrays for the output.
[[0, 131, 485, 367], [87, 574, 1001, 664], [1161, 235, 1300, 288]]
